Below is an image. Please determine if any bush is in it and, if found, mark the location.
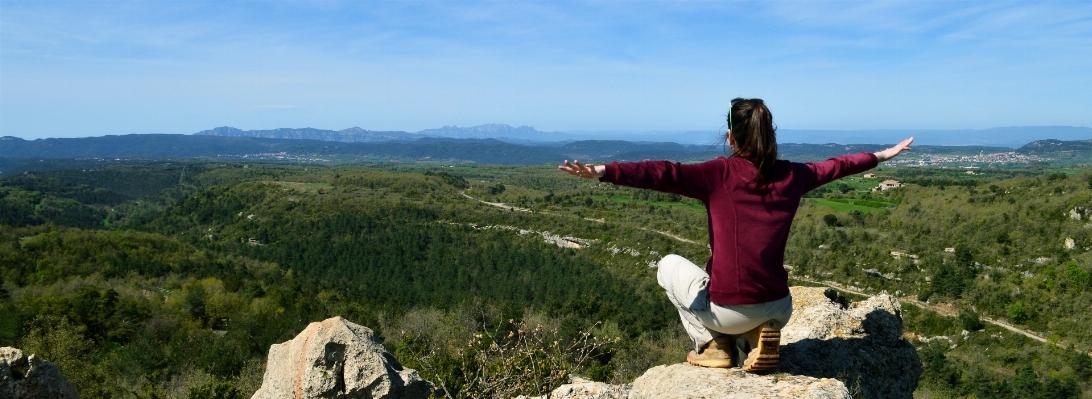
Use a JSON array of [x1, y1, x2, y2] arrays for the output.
[[960, 311, 984, 332], [1009, 303, 1029, 324], [393, 318, 615, 399], [823, 214, 839, 227], [188, 380, 243, 399]]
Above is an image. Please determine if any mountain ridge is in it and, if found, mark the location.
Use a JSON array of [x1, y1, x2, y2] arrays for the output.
[[190, 124, 1091, 147], [1, 135, 1087, 170]]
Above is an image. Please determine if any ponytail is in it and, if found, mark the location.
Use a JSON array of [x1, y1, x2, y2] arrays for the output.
[[725, 98, 778, 186]]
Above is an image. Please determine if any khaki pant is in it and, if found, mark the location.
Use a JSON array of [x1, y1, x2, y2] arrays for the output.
[[657, 254, 792, 352]]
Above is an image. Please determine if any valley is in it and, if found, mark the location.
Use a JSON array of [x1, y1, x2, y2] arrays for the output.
[[2, 159, 1092, 398]]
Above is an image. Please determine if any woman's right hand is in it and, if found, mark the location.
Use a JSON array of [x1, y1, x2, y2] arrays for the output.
[[874, 137, 914, 162], [559, 160, 605, 179]]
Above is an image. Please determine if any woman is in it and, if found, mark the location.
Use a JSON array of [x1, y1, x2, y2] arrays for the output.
[[559, 98, 912, 372]]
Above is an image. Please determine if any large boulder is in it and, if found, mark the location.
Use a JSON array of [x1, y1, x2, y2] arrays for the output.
[[0, 347, 79, 399], [530, 286, 919, 399], [779, 287, 921, 399], [251, 316, 434, 399]]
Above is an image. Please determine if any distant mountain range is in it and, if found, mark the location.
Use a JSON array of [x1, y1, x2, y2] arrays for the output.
[[192, 124, 1090, 147], [777, 126, 1092, 148], [196, 126, 422, 142], [194, 124, 582, 144], [2, 133, 1088, 173]]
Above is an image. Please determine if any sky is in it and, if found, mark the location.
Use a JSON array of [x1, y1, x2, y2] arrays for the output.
[[1, 1, 1091, 140]]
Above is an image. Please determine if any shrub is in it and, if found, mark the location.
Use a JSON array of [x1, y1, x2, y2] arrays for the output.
[[188, 380, 243, 399], [960, 311, 984, 332]]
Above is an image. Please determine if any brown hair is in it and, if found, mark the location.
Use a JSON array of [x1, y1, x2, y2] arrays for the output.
[[725, 98, 778, 185]]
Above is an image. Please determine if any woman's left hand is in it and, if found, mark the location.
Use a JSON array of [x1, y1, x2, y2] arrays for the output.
[[559, 160, 605, 179], [874, 137, 914, 162]]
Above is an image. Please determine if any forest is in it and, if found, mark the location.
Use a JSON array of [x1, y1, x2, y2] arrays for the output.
[[2, 159, 1092, 398]]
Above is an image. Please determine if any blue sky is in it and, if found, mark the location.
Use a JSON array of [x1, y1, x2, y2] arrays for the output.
[[1, 1, 1091, 139]]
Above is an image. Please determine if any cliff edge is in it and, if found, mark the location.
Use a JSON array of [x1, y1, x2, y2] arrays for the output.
[[525, 286, 921, 399], [253, 286, 920, 399]]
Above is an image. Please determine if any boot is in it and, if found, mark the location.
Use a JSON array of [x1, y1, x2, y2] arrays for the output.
[[686, 336, 733, 368], [741, 320, 781, 373]]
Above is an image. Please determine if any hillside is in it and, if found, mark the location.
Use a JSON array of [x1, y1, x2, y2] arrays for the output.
[[3, 160, 1092, 398]]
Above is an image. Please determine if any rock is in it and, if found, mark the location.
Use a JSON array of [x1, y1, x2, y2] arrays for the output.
[[779, 287, 921, 399], [629, 364, 850, 399], [531, 364, 848, 399], [515, 377, 630, 399], [524, 286, 918, 399], [251, 316, 434, 399], [0, 347, 79, 399]]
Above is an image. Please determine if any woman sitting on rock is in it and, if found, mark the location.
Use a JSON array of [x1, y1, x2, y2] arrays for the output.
[[559, 98, 912, 372]]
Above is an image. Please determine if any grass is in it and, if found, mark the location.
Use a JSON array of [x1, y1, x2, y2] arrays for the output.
[[840, 176, 884, 191], [809, 198, 887, 213]]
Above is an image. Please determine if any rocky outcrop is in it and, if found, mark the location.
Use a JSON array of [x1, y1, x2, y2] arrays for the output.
[[250, 317, 434, 399], [523, 364, 850, 399], [0, 347, 79, 399], [630, 364, 850, 399], [779, 287, 921, 398], [531, 286, 920, 399], [264, 287, 917, 399]]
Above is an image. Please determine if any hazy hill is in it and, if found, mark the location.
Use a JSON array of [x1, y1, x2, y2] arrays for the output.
[[5, 134, 1090, 173], [417, 124, 542, 139], [196, 123, 580, 143], [1018, 139, 1092, 154], [192, 124, 1091, 147], [778, 126, 1092, 147], [195, 126, 421, 142]]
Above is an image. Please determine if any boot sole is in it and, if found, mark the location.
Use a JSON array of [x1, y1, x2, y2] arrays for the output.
[[742, 323, 780, 373], [687, 351, 733, 368]]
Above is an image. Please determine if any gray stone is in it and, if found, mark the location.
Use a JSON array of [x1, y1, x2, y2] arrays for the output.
[[528, 366, 848, 399], [514, 377, 630, 399], [521, 286, 919, 399], [629, 364, 850, 399], [0, 347, 79, 399], [251, 317, 434, 399], [778, 287, 921, 399]]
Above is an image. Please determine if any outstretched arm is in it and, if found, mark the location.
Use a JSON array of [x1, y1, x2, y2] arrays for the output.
[[559, 158, 726, 201], [558, 160, 605, 179], [874, 137, 914, 162], [799, 138, 912, 192]]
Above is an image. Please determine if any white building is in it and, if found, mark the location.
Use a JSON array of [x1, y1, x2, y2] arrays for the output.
[[878, 180, 902, 191]]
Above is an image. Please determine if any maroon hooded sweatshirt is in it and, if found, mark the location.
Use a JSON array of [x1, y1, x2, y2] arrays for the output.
[[599, 152, 878, 305]]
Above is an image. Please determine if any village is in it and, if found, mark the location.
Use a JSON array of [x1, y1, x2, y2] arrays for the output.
[[885, 151, 1048, 166]]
